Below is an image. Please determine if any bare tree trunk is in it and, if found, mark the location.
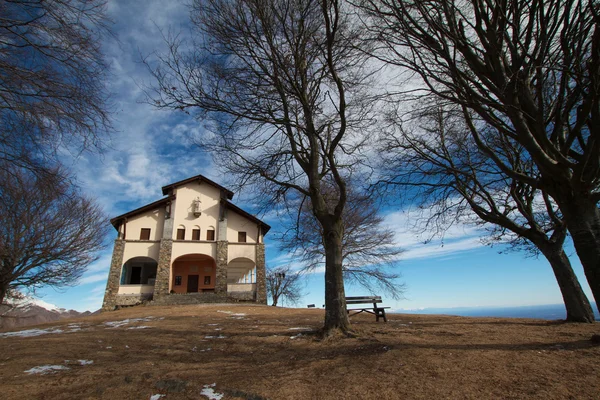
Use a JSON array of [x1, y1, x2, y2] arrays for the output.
[[539, 246, 595, 323], [0, 285, 6, 306], [322, 221, 352, 335], [555, 196, 600, 313]]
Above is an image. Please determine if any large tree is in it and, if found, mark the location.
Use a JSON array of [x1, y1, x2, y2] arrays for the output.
[[146, 0, 378, 335], [0, 165, 108, 305], [279, 183, 405, 299], [359, 0, 600, 309], [379, 102, 595, 322], [0, 0, 111, 172]]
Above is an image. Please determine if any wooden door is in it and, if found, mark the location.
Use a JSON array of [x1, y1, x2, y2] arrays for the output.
[[187, 275, 199, 292]]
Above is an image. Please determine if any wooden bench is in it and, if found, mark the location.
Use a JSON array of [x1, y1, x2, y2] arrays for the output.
[[345, 296, 389, 322]]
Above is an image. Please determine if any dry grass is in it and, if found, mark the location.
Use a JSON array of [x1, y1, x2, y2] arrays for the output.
[[0, 304, 598, 399]]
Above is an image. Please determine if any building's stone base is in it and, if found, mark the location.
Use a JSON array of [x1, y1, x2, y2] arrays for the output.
[[110, 293, 153, 309], [150, 291, 257, 306]]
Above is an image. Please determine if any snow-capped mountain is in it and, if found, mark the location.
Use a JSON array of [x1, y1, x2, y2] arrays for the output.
[[0, 297, 96, 330]]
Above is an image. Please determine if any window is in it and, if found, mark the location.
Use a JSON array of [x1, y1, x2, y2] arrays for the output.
[[206, 229, 215, 241], [238, 231, 247, 243], [204, 276, 211, 285], [174, 276, 182, 286], [192, 229, 200, 241], [176, 228, 185, 240], [140, 228, 151, 240]]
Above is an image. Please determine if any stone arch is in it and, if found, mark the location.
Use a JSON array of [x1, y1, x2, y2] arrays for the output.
[[120, 256, 158, 285], [171, 253, 216, 293], [227, 257, 256, 284]]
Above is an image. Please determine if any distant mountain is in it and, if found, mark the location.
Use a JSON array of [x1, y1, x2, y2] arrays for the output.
[[0, 297, 96, 330], [392, 303, 600, 321]]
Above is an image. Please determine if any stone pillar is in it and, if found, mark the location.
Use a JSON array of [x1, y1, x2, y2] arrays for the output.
[[255, 243, 267, 304], [153, 203, 174, 299], [215, 241, 228, 294], [102, 239, 125, 311], [154, 239, 173, 297]]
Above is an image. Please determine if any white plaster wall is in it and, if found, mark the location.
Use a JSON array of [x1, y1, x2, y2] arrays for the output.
[[228, 244, 256, 262], [123, 242, 160, 262], [118, 285, 155, 294], [124, 208, 165, 240], [171, 242, 217, 260], [171, 181, 221, 240], [227, 211, 258, 243], [227, 283, 256, 292]]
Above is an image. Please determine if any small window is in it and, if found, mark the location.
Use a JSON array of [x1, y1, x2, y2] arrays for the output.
[[238, 231, 247, 243], [206, 229, 215, 241], [176, 228, 185, 240], [175, 276, 182, 286], [140, 228, 151, 240], [192, 229, 201, 241], [204, 276, 211, 285]]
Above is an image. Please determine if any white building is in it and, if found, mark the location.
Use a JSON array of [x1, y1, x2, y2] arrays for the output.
[[102, 174, 269, 310]]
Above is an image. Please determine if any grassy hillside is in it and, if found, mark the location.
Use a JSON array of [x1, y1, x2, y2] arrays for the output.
[[0, 304, 599, 399]]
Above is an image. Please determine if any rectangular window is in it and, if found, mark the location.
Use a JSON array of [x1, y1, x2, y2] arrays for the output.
[[204, 276, 211, 285], [238, 231, 247, 243], [206, 229, 215, 241], [176, 228, 185, 240], [175, 276, 182, 286], [140, 228, 151, 240], [192, 229, 200, 241]]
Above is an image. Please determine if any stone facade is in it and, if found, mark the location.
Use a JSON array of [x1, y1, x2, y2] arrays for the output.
[[255, 243, 267, 304], [102, 239, 125, 311], [154, 239, 173, 298], [215, 241, 228, 294]]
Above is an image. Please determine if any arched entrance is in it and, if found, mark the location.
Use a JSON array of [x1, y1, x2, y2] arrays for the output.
[[227, 257, 256, 283], [120, 256, 158, 286], [171, 254, 216, 293]]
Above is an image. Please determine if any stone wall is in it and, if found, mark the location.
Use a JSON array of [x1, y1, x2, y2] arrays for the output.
[[101, 239, 125, 311], [151, 292, 227, 306], [153, 239, 173, 298], [255, 243, 267, 304], [114, 293, 153, 308], [215, 241, 228, 293]]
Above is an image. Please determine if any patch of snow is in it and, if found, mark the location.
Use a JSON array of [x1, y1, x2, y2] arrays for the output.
[[200, 383, 224, 400], [127, 326, 151, 330], [0, 327, 64, 338], [204, 335, 226, 339], [150, 395, 165, 400], [125, 345, 130, 349], [216, 310, 232, 314], [191, 346, 197, 352], [104, 317, 155, 328], [230, 313, 246, 317], [105, 346, 112, 349], [288, 327, 311, 331], [207, 324, 219, 326], [78, 360, 93, 365], [214, 328, 222, 331], [200, 348, 211, 352], [25, 365, 70, 374], [290, 334, 302, 339]]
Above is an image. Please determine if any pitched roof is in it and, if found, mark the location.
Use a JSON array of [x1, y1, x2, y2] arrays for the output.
[[225, 201, 271, 234], [110, 197, 170, 229], [161, 174, 234, 199]]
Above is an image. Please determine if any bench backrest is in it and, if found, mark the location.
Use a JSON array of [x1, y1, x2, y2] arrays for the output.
[[345, 296, 382, 305]]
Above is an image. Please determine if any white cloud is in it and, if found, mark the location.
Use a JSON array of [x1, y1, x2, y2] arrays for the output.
[[78, 273, 108, 285]]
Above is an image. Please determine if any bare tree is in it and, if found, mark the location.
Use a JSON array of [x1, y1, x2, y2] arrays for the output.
[[266, 265, 304, 307], [0, 0, 112, 172], [280, 183, 405, 299], [0, 164, 108, 304], [146, 0, 379, 335], [380, 101, 595, 322], [359, 0, 600, 309]]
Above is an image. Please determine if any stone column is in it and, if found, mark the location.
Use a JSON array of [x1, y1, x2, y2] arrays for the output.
[[255, 243, 267, 304], [102, 239, 125, 311], [153, 206, 174, 298], [215, 241, 228, 294], [154, 239, 173, 297]]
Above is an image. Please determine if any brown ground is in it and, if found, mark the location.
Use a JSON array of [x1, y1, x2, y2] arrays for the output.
[[0, 304, 598, 400]]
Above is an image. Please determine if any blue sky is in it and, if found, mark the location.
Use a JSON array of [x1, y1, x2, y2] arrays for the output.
[[36, 0, 596, 314]]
